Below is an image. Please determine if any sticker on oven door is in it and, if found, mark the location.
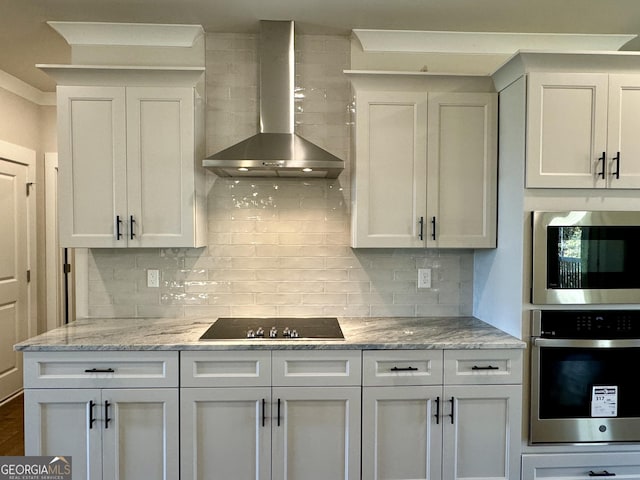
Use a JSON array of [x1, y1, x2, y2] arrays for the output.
[[591, 386, 618, 417]]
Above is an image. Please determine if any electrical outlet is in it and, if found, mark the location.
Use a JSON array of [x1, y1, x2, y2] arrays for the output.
[[147, 269, 160, 288], [418, 268, 431, 289]]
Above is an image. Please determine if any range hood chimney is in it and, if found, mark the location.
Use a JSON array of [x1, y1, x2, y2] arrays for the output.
[[203, 20, 345, 178]]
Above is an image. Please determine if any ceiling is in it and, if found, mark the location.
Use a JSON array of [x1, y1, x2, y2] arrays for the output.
[[3, 0, 640, 92]]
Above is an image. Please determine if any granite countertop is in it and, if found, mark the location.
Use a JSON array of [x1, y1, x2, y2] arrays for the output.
[[14, 316, 525, 352]]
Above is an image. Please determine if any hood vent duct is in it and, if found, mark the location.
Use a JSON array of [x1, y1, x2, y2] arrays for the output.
[[203, 20, 345, 178]]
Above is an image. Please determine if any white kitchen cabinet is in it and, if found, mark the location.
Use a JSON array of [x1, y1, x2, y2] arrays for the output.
[[362, 349, 522, 480], [527, 72, 640, 189], [56, 81, 206, 248], [351, 86, 497, 248], [23, 351, 179, 480], [180, 350, 362, 480], [522, 452, 640, 480]]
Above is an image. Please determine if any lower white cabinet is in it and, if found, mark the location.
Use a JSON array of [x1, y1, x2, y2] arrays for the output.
[[522, 452, 640, 480], [362, 349, 522, 480], [180, 350, 362, 480], [23, 351, 179, 480]]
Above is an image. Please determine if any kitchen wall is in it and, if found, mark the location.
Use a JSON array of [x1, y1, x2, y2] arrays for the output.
[[86, 33, 474, 319]]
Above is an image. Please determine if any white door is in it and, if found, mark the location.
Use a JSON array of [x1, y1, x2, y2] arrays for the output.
[[0, 157, 28, 401], [24, 388, 103, 480], [362, 386, 442, 480], [272, 386, 361, 480], [442, 385, 522, 480], [101, 388, 179, 480], [180, 387, 272, 480]]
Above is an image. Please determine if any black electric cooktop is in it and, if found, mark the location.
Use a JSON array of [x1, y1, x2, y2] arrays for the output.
[[199, 317, 344, 340]]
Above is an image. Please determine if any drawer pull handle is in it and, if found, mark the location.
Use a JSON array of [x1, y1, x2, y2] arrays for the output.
[[262, 398, 266, 427], [589, 471, 616, 477], [449, 397, 455, 424], [84, 368, 115, 373], [471, 365, 499, 371], [104, 400, 111, 429], [434, 396, 440, 425], [390, 366, 418, 372], [277, 398, 281, 427], [89, 400, 96, 429]]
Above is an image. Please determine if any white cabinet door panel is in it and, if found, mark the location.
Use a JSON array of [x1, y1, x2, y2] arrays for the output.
[[352, 91, 427, 248], [57, 86, 127, 247], [362, 386, 442, 480], [272, 386, 361, 480], [180, 387, 271, 480]]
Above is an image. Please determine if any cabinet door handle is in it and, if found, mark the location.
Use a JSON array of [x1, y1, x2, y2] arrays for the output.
[[449, 397, 455, 424], [130, 215, 136, 239], [262, 398, 266, 427], [390, 366, 418, 372], [598, 152, 606, 179], [84, 368, 115, 373], [434, 396, 440, 425], [116, 215, 123, 240], [612, 152, 621, 179], [418, 217, 424, 241], [277, 398, 281, 427], [589, 471, 616, 477], [89, 400, 96, 429], [471, 365, 499, 371], [104, 400, 111, 429], [431, 216, 436, 240]]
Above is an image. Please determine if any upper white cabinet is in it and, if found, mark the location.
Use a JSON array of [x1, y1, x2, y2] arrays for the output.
[[527, 72, 640, 188], [350, 75, 497, 248], [50, 67, 207, 248]]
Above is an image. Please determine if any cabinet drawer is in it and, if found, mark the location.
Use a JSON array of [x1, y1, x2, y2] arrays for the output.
[[522, 452, 640, 480], [272, 350, 361, 387], [24, 351, 179, 388], [180, 351, 271, 387], [362, 350, 443, 386], [443, 349, 522, 385]]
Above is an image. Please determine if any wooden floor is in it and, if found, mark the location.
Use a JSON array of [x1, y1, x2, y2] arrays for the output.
[[0, 393, 25, 456]]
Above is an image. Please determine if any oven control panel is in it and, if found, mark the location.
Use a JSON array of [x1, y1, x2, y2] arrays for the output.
[[534, 310, 640, 339]]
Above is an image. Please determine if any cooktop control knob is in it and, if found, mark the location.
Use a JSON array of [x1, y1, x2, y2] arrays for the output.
[[282, 327, 291, 337], [247, 329, 255, 338], [290, 329, 299, 338], [269, 326, 278, 338], [256, 327, 265, 337]]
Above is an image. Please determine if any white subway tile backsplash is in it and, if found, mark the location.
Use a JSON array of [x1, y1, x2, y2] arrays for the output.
[[84, 32, 474, 320]]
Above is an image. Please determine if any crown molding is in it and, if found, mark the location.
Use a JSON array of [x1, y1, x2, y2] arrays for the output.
[[0, 69, 55, 106]]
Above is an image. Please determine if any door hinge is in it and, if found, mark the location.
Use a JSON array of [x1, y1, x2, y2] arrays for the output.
[[26, 270, 31, 283], [26, 182, 35, 196], [63, 263, 71, 274]]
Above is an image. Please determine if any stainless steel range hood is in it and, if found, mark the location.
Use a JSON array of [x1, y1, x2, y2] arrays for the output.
[[203, 21, 344, 179]]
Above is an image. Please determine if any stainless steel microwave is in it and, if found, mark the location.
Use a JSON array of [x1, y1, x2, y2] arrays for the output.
[[532, 211, 640, 304]]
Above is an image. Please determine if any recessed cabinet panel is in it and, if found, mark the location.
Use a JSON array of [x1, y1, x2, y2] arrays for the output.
[[58, 86, 127, 247], [427, 93, 497, 248], [352, 90, 427, 248], [608, 75, 640, 188]]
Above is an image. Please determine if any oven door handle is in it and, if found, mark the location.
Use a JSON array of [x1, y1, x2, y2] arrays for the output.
[[533, 337, 640, 348]]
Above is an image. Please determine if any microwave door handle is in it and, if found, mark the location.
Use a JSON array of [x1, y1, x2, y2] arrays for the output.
[[533, 338, 640, 348]]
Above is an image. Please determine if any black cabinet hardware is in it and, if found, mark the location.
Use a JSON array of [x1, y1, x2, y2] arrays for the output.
[[612, 152, 621, 179], [262, 399, 266, 427], [431, 216, 436, 240], [390, 366, 418, 372], [471, 365, 499, 371], [449, 397, 455, 424], [130, 215, 136, 239], [84, 368, 115, 373], [434, 397, 440, 425], [89, 400, 96, 429], [598, 152, 606, 178], [277, 398, 281, 427], [104, 400, 111, 429], [589, 471, 616, 477], [418, 217, 424, 241], [116, 215, 123, 240]]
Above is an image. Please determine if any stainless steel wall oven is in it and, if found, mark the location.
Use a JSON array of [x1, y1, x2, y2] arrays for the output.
[[530, 310, 640, 444]]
